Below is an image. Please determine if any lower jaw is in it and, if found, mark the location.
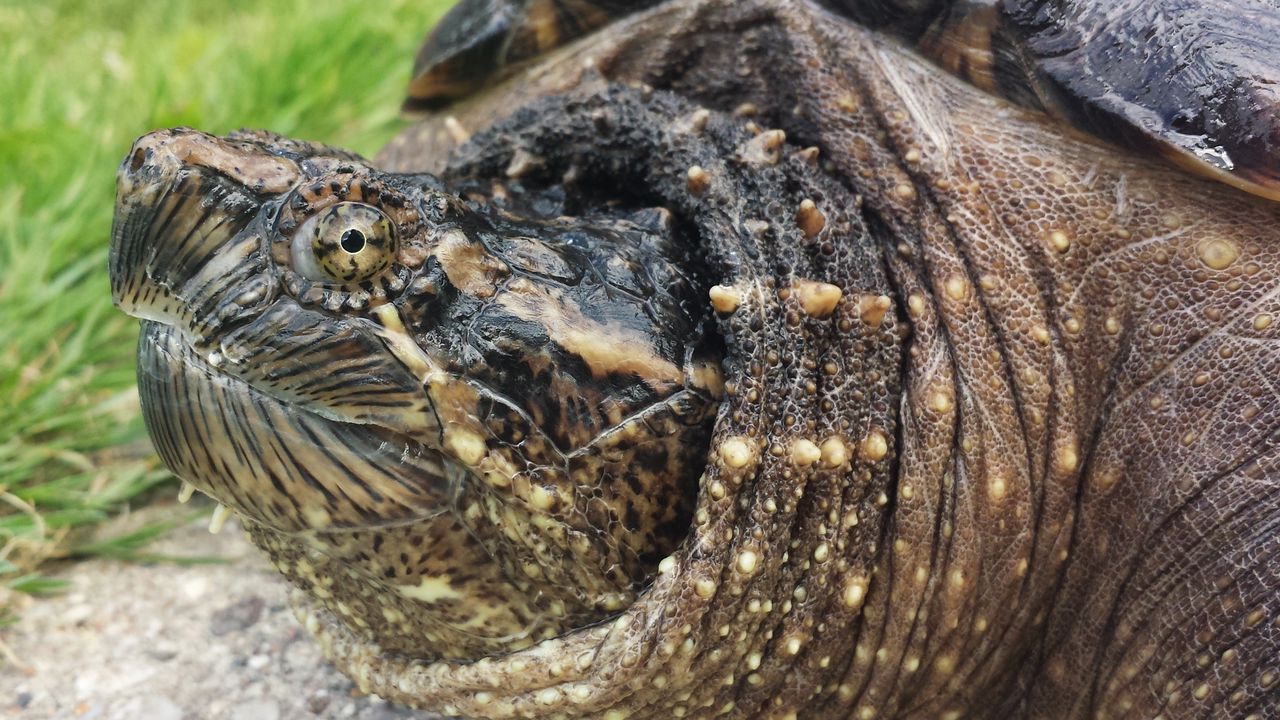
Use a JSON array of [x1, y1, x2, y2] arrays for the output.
[[136, 320, 624, 658], [136, 320, 455, 532]]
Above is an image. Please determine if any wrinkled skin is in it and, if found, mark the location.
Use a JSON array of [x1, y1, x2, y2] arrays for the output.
[[111, 0, 1280, 718]]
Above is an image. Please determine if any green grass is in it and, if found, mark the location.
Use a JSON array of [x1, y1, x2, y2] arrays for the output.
[[0, 0, 455, 626]]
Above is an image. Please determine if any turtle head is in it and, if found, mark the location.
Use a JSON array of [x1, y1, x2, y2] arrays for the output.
[[110, 127, 722, 659]]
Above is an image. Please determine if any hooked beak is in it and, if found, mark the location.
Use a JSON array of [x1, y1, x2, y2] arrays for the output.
[[109, 129, 294, 340]]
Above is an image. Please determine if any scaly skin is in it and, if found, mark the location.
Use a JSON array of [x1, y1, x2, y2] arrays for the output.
[[109, 0, 1280, 718], [382, 1, 1280, 716]]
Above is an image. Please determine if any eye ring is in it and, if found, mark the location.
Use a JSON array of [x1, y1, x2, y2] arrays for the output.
[[290, 202, 398, 284]]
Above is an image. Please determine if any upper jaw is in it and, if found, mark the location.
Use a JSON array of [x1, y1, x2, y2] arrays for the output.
[[109, 129, 292, 342], [109, 127, 379, 338]]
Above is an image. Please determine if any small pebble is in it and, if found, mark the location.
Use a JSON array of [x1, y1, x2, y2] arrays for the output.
[[114, 696, 182, 720], [209, 595, 265, 636], [63, 604, 94, 626], [229, 698, 281, 720], [307, 692, 332, 714], [144, 646, 178, 662]]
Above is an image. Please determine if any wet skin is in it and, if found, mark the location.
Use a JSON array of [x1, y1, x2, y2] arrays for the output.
[[111, 1, 1280, 718]]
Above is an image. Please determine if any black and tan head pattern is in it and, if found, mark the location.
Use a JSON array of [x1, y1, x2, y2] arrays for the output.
[[113, 78, 905, 713], [111, 123, 725, 659]]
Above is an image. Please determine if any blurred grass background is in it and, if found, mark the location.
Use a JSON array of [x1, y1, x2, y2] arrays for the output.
[[0, 0, 454, 629]]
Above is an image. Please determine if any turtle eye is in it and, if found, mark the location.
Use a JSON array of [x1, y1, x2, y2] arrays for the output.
[[291, 201, 397, 284]]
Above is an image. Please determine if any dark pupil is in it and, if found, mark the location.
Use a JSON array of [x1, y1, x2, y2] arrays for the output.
[[340, 228, 367, 254]]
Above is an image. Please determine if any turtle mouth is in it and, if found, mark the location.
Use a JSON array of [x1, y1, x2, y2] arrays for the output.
[[135, 320, 580, 659], [108, 128, 338, 339]]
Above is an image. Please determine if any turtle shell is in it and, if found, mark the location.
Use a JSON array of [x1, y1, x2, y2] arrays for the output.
[[405, 0, 660, 112], [994, 0, 1280, 201], [407, 0, 1280, 201]]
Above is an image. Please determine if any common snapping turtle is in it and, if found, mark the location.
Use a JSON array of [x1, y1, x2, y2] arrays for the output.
[[109, 1, 1280, 718]]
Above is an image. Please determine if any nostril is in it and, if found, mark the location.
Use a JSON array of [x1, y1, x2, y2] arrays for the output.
[[129, 146, 147, 173], [123, 131, 169, 177]]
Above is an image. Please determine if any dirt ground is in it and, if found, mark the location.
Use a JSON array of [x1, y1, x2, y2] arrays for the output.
[[1, 501, 438, 720]]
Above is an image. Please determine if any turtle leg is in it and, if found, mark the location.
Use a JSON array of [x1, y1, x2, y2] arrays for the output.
[[787, 13, 1280, 719]]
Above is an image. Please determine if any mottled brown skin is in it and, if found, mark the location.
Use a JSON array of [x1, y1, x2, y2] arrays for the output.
[[109, 0, 1280, 718]]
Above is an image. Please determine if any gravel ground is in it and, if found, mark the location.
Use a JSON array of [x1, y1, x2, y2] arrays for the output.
[[1, 503, 437, 720]]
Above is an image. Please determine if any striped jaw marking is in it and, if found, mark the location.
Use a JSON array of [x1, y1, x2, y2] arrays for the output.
[[110, 127, 721, 659]]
